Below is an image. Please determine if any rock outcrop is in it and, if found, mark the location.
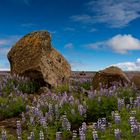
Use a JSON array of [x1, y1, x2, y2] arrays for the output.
[[92, 66, 131, 90], [131, 75, 140, 90], [7, 30, 71, 88]]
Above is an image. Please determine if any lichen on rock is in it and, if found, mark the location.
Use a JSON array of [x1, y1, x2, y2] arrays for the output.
[[7, 30, 71, 89]]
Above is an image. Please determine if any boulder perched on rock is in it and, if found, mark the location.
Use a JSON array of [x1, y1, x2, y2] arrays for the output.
[[131, 75, 140, 90], [7, 30, 71, 88], [92, 66, 131, 90]]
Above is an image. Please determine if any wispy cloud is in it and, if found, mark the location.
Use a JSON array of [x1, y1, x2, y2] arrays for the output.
[[69, 60, 88, 70], [64, 27, 75, 32], [0, 48, 10, 71], [89, 28, 98, 32], [71, 15, 92, 24], [0, 35, 21, 47], [112, 58, 140, 71], [0, 60, 10, 71], [84, 42, 105, 49], [85, 34, 140, 54], [64, 43, 74, 49], [21, 23, 36, 28], [0, 48, 10, 55], [0, 35, 21, 71], [71, 0, 140, 28]]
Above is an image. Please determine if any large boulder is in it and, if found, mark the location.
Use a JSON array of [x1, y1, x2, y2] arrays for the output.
[[7, 30, 71, 88], [131, 75, 140, 90], [92, 66, 131, 90]]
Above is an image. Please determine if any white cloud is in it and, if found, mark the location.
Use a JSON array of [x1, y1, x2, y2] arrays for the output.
[[0, 39, 8, 46], [71, 0, 140, 28], [112, 58, 140, 71], [0, 48, 10, 55], [107, 34, 140, 54], [71, 15, 93, 24], [86, 34, 140, 54], [0, 35, 21, 47], [84, 42, 105, 49], [64, 43, 74, 49], [69, 60, 88, 71], [0, 35, 21, 71], [0, 62, 10, 71]]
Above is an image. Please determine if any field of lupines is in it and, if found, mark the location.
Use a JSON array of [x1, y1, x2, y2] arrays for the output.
[[0, 74, 140, 139]]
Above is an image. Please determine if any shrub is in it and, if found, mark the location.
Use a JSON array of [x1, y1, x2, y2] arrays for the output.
[[86, 96, 117, 122], [80, 82, 91, 90], [0, 96, 26, 119], [54, 84, 69, 93], [117, 87, 136, 104], [59, 103, 85, 130], [2, 78, 39, 94]]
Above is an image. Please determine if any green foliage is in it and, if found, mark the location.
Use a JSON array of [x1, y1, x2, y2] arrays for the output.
[[59, 103, 85, 129], [2, 78, 40, 95], [86, 96, 117, 122], [85, 129, 93, 139], [0, 96, 26, 118], [117, 87, 136, 104], [62, 130, 72, 140], [80, 82, 91, 90], [54, 84, 69, 93], [2, 79, 14, 95]]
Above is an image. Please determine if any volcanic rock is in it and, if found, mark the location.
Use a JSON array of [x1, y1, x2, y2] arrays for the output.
[[131, 75, 140, 90], [7, 30, 71, 88], [92, 66, 131, 90]]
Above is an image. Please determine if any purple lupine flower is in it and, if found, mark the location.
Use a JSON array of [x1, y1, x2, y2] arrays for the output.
[[30, 116, 35, 125], [118, 99, 124, 111], [80, 132, 85, 140], [78, 104, 86, 116], [100, 124, 106, 132], [114, 114, 121, 124], [131, 125, 138, 135], [82, 122, 87, 133], [93, 123, 97, 130], [92, 130, 98, 140], [68, 95, 74, 104], [21, 112, 26, 123], [29, 132, 35, 140], [40, 117, 47, 128], [61, 115, 71, 131], [1, 129, 7, 140], [129, 116, 136, 125], [16, 121, 22, 136], [101, 118, 106, 125], [114, 128, 121, 140], [56, 132, 62, 140]]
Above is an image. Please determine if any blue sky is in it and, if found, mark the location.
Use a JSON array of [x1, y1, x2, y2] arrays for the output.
[[0, 0, 140, 71]]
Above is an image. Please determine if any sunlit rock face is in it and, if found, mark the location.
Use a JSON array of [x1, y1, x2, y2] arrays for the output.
[[7, 30, 71, 88], [92, 66, 131, 90], [131, 75, 140, 90]]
